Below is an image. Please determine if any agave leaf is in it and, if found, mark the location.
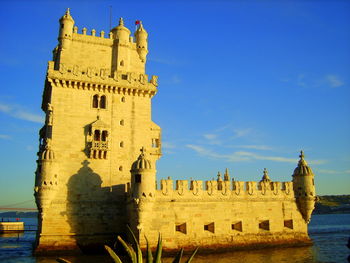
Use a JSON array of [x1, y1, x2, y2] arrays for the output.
[[127, 225, 143, 263], [118, 235, 137, 263], [104, 245, 123, 263], [145, 235, 154, 263], [184, 247, 199, 263], [56, 258, 72, 263], [172, 248, 184, 263], [154, 233, 162, 263]]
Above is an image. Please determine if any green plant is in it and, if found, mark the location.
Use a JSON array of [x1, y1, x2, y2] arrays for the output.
[[105, 225, 198, 263], [57, 225, 198, 263]]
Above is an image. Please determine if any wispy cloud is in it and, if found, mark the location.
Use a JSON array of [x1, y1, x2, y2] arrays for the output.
[[162, 141, 176, 149], [186, 144, 325, 164], [149, 57, 183, 66], [0, 134, 11, 140], [235, 145, 273, 151], [232, 128, 252, 138], [204, 134, 217, 140], [317, 169, 350, 174], [325, 75, 344, 88], [0, 102, 44, 123]]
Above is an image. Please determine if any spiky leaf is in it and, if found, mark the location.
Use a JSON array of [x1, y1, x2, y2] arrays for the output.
[[56, 258, 72, 263], [127, 225, 143, 263], [104, 245, 123, 263], [184, 247, 199, 263], [145, 235, 154, 263], [154, 233, 162, 263], [118, 235, 137, 262], [172, 248, 184, 263]]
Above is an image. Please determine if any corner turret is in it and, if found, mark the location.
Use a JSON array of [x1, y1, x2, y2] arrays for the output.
[[134, 21, 148, 62], [292, 151, 316, 223], [130, 147, 156, 198], [111, 17, 131, 44], [58, 8, 74, 49]]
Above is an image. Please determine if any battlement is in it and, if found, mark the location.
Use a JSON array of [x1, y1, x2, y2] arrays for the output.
[[156, 178, 294, 199]]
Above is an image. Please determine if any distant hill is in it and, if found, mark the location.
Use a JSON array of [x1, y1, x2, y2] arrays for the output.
[[313, 195, 350, 214], [0, 211, 38, 218]]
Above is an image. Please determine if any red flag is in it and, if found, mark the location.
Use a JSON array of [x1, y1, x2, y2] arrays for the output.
[[135, 20, 140, 25]]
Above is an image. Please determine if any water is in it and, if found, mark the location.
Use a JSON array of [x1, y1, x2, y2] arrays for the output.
[[0, 214, 349, 263]]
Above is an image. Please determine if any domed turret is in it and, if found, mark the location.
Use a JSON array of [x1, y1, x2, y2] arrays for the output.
[[134, 21, 148, 62], [292, 151, 316, 223], [130, 147, 156, 198], [58, 8, 74, 49], [111, 17, 131, 43], [260, 168, 271, 183]]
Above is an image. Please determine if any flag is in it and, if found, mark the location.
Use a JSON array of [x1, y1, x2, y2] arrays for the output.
[[135, 20, 140, 25]]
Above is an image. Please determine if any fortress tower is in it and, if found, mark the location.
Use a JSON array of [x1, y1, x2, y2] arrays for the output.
[[35, 9, 316, 254], [34, 9, 161, 253]]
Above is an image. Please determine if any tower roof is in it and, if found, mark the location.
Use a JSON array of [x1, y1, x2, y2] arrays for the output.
[[60, 8, 74, 23], [111, 17, 131, 34], [40, 139, 55, 160], [135, 21, 148, 36], [131, 147, 152, 170], [293, 151, 314, 176]]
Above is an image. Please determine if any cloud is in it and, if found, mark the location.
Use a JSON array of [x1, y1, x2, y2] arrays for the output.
[[236, 145, 273, 151], [317, 169, 350, 174], [204, 134, 217, 140], [162, 141, 176, 149], [232, 128, 252, 138], [186, 144, 325, 164], [297, 74, 306, 88], [0, 134, 11, 140], [0, 102, 44, 123], [325, 75, 344, 88], [186, 144, 289, 162]]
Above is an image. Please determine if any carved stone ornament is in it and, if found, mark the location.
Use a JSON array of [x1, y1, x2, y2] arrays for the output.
[[150, 75, 158, 86]]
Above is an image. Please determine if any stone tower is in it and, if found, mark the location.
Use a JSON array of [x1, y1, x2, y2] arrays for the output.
[[292, 151, 316, 223], [34, 9, 161, 253]]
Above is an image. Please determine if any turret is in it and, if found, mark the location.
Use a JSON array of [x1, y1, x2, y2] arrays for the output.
[[134, 21, 148, 62], [130, 147, 156, 198], [34, 139, 59, 210], [292, 151, 316, 223], [111, 18, 131, 44], [58, 8, 74, 49]]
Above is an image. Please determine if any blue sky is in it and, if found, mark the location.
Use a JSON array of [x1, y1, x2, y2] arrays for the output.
[[0, 1, 349, 209]]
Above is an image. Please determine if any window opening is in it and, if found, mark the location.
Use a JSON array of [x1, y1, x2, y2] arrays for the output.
[[100, 95, 106, 109], [232, 221, 243, 232], [101, 130, 108, 141], [92, 95, 99, 108], [259, 220, 270, 231], [94, 130, 100, 141], [204, 222, 215, 233], [135, 174, 141, 183], [175, 223, 187, 234], [284, 219, 293, 229]]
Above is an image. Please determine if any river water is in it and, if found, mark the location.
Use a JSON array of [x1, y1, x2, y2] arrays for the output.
[[0, 214, 349, 263]]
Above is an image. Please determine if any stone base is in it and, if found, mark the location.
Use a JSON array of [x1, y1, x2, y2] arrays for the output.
[[34, 233, 117, 256]]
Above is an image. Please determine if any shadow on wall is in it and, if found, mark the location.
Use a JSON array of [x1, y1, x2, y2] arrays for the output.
[[66, 160, 127, 254]]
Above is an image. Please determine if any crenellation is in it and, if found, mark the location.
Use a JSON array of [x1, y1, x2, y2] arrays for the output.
[[82, 27, 87, 35]]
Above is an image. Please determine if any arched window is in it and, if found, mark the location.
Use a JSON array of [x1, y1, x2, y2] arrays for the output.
[[94, 130, 100, 141], [92, 95, 99, 108], [100, 95, 106, 109], [101, 130, 108, 141]]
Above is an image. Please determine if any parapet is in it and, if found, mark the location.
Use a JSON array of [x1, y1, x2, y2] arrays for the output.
[[157, 178, 294, 199]]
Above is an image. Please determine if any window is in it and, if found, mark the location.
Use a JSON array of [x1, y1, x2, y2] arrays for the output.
[[259, 220, 270, 231], [92, 95, 99, 108], [100, 95, 106, 109], [232, 221, 243, 232], [94, 130, 100, 141], [204, 222, 215, 233], [92, 94, 107, 109], [284, 220, 293, 230], [135, 174, 141, 183], [152, 138, 159, 148], [175, 223, 187, 234], [101, 131, 108, 141]]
